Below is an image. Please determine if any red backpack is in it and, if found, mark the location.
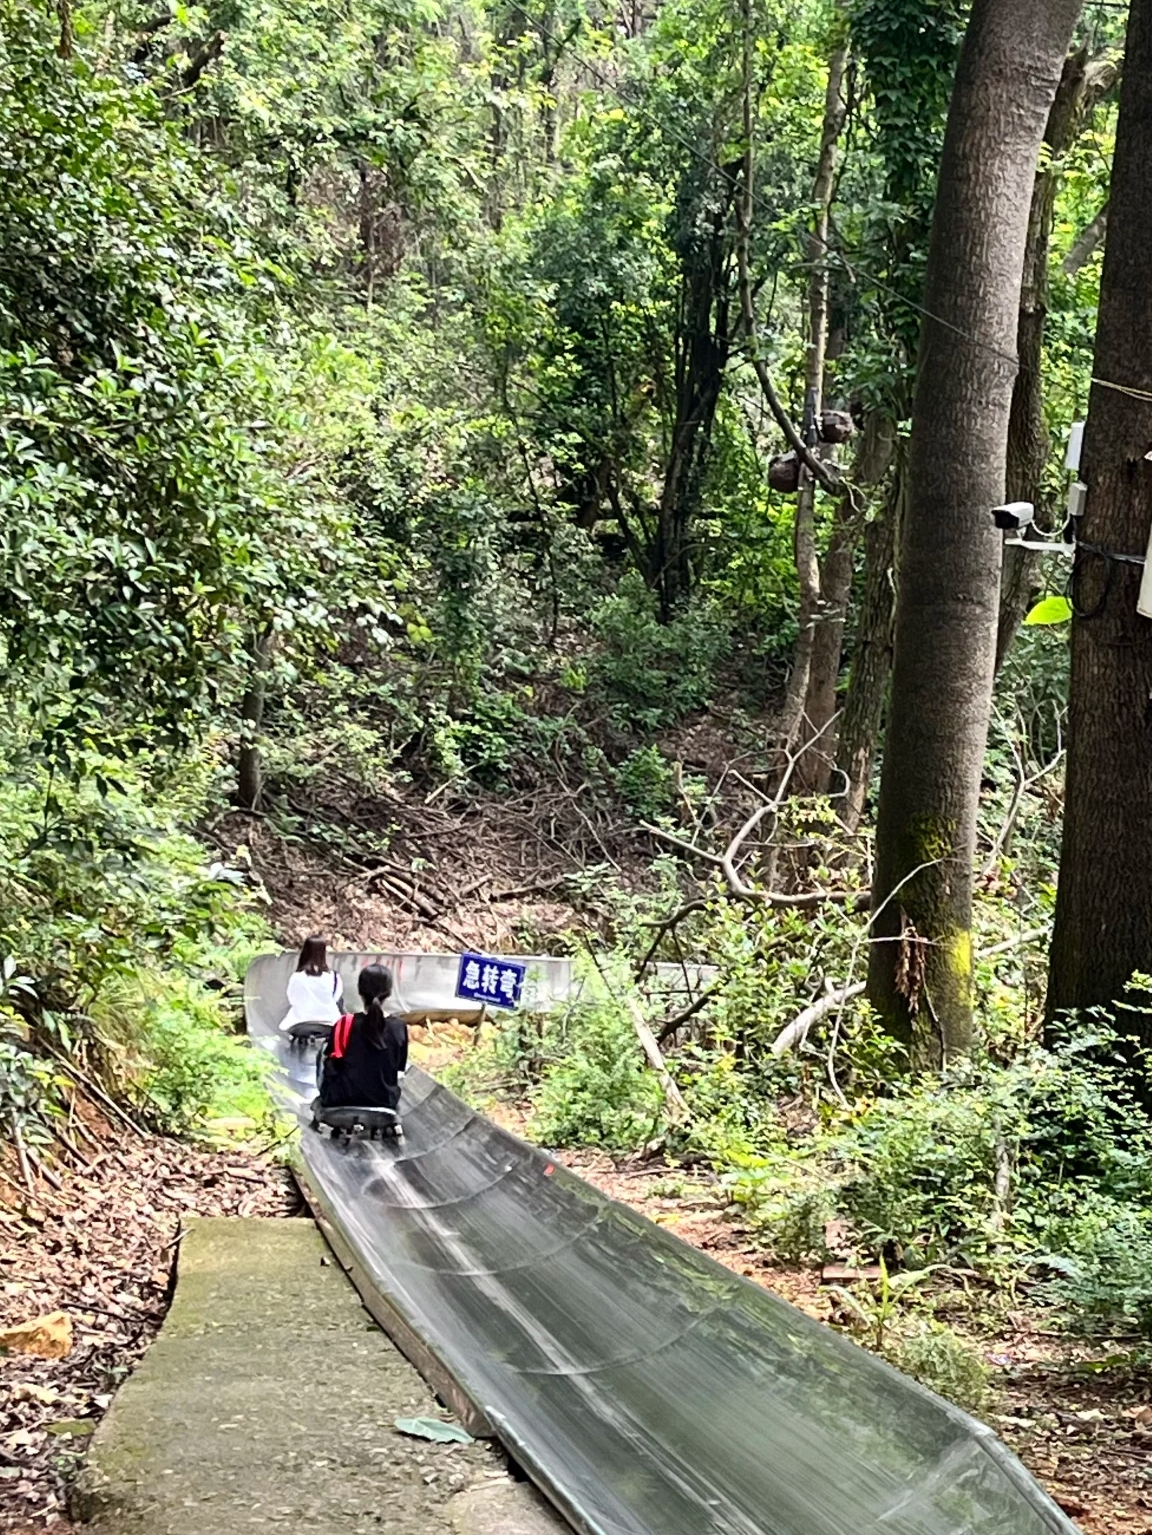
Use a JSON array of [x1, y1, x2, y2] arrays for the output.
[[330, 1013, 355, 1059]]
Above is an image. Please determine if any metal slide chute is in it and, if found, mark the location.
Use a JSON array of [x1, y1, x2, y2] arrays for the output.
[[246, 951, 1080, 1535]]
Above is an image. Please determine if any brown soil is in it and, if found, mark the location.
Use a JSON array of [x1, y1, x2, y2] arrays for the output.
[[215, 772, 630, 960], [0, 1099, 299, 1531]]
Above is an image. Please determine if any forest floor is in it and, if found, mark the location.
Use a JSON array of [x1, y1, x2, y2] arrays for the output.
[[213, 709, 757, 955], [5, 1106, 1147, 1535], [0, 1102, 299, 1532], [6, 787, 1147, 1534]]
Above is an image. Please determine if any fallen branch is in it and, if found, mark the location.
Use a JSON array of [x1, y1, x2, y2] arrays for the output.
[[773, 926, 1051, 1056], [639, 823, 866, 910], [771, 982, 866, 1056], [720, 802, 776, 897], [367, 867, 441, 921], [635, 901, 708, 981], [9, 1113, 35, 1196], [52, 1122, 95, 1172], [977, 925, 1049, 960], [657, 984, 722, 1045], [23, 1142, 63, 1192], [626, 998, 689, 1123], [640, 823, 724, 864], [66, 1096, 103, 1150], [42, 1048, 149, 1140]]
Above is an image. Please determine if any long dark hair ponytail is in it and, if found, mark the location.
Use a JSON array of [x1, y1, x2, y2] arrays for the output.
[[357, 964, 394, 1049]]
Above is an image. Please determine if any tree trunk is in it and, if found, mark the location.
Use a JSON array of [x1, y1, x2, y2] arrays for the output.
[[867, 0, 1083, 1066], [1047, 0, 1152, 1045], [774, 41, 847, 751], [654, 215, 731, 618], [796, 520, 853, 791], [835, 456, 902, 829], [1062, 199, 1108, 276], [236, 627, 273, 812], [998, 48, 1121, 672], [799, 410, 897, 794]]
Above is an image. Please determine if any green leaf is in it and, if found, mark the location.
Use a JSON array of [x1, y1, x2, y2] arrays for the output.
[[393, 1416, 474, 1444], [1024, 595, 1073, 626]]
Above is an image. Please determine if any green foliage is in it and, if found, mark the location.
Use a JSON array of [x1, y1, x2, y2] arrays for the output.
[[448, 959, 666, 1151], [884, 1318, 990, 1413], [588, 575, 729, 730], [724, 1021, 1152, 1336], [1039, 1201, 1152, 1334], [0, 696, 273, 1137], [97, 967, 274, 1137], [829, 1259, 940, 1350], [0, 1037, 58, 1122], [529, 991, 664, 1150], [0, 7, 284, 753], [851, 0, 966, 207], [612, 747, 676, 819]]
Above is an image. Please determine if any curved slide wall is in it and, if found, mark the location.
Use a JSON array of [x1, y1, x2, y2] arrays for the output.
[[250, 947, 713, 1023], [246, 952, 1081, 1535]]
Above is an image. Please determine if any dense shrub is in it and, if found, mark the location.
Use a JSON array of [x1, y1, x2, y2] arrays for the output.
[[587, 574, 729, 730], [529, 993, 664, 1149]]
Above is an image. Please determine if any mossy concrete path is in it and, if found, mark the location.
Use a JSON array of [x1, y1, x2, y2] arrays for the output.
[[72, 1217, 564, 1535]]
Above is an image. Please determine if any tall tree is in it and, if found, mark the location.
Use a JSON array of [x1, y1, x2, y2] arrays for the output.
[[653, 159, 738, 617], [776, 31, 847, 758], [1047, 0, 1152, 1042], [866, 0, 1083, 1064], [829, 0, 966, 817], [997, 45, 1120, 671]]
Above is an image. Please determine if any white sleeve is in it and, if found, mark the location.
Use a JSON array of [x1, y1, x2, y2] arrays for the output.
[[333, 971, 343, 1003], [280, 971, 309, 1029]]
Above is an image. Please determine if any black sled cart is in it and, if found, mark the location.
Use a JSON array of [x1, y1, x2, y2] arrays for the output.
[[284, 1020, 334, 1050], [309, 1101, 403, 1140]]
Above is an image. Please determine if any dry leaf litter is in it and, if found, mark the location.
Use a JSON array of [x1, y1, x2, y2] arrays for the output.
[[0, 1095, 298, 1531]]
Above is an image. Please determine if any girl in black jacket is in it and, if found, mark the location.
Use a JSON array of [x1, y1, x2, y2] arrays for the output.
[[317, 964, 408, 1111]]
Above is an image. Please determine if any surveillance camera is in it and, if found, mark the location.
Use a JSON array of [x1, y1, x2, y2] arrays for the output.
[[992, 501, 1035, 531]]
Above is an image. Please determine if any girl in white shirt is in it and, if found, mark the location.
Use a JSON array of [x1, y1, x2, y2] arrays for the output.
[[280, 936, 344, 1031]]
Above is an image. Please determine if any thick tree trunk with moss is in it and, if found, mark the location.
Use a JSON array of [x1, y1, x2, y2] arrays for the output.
[[1047, 0, 1152, 1043], [867, 0, 1083, 1066]]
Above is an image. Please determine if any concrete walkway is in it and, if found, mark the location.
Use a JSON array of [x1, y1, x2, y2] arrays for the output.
[[73, 1218, 563, 1535]]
